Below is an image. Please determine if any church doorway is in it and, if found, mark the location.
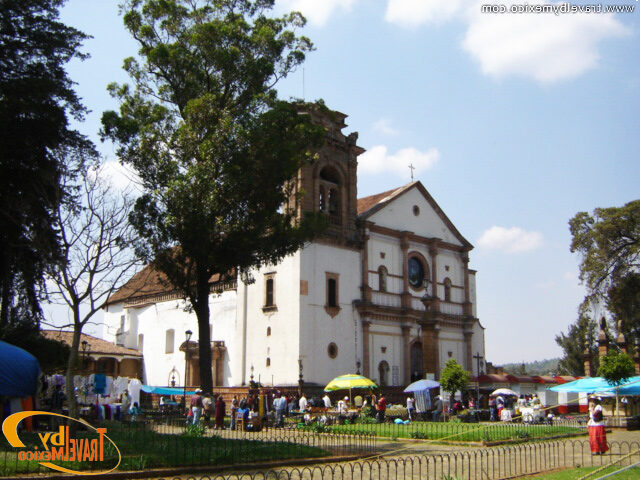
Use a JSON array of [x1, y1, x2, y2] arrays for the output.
[[410, 341, 423, 382], [378, 361, 390, 386]]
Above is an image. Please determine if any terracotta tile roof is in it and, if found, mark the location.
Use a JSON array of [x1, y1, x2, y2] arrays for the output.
[[106, 263, 233, 306], [475, 374, 513, 383], [534, 376, 559, 384], [357, 183, 415, 216], [41, 330, 142, 357]]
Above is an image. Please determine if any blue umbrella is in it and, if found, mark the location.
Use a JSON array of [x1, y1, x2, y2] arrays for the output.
[[404, 379, 440, 393]]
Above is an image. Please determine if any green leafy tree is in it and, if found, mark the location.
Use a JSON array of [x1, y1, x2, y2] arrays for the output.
[[606, 272, 640, 350], [598, 349, 636, 417], [555, 314, 598, 376], [598, 350, 635, 386], [102, 0, 326, 392], [566, 200, 640, 370], [440, 359, 470, 406], [0, 0, 95, 329], [570, 200, 640, 297]]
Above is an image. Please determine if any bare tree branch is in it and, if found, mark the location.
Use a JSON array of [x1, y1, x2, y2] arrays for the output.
[[45, 163, 141, 419]]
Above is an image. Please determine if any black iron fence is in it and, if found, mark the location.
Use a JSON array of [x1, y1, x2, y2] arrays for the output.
[[151, 440, 640, 480]]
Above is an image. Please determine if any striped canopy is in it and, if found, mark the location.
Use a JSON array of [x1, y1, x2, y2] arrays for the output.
[[324, 374, 377, 392]]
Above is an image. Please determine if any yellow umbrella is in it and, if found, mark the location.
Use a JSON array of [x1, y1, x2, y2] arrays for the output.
[[324, 374, 377, 405]]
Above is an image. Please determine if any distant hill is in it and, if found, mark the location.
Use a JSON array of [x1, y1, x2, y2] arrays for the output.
[[498, 358, 560, 376]]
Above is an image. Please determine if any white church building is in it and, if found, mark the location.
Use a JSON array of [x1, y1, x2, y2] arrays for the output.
[[103, 107, 486, 389]]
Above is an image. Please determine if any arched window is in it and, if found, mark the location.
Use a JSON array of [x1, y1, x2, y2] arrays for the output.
[[444, 278, 452, 302], [319, 166, 341, 224], [266, 357, 271, 367], [378, 361, 390, 387], [266, 327, 271, 336], [328, 188, 339, 215], [378, 266, 388, 292]]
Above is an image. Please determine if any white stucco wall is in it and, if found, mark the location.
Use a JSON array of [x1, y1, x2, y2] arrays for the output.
[[439, 329, 466, 373], [103, 289, 239, 387], [368, 322, 404, 386], [243, 252, 301, 387], [299, 243, 361, 386], [368, 187, 463, 247]]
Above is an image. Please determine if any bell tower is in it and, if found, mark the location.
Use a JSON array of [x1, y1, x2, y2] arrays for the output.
[[288, 105, 364, 246]]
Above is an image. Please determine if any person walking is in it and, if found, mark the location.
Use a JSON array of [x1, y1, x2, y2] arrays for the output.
[[432, 395, 442, 422], [377, 395, 387, 423], [202, 394, 212, 425], [489, 396, 497, 421], [214, 395, 226, 430], [190, 389, 204, 425], [299, 393, 308, 412], [406, 396, 415, 421], [588, 396, 608, 455], [230, 395, 239, 430], [273, 391, 287, 427]]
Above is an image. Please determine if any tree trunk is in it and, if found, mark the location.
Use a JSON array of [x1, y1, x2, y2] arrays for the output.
[[195, 264, 213, 393], [65, 322, 81, 436]]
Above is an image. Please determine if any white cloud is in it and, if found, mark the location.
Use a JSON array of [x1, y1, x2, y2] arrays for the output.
[[277, 0, 358, 26], [563, 271, 578, 281], [384, 0, 629, 83], [385, 0, 466, 27], [373, 118, 399, 136], [477, 226, 543, 253], [89, 161, 141, 193], [358, 145, 439, 176], [462, 3, 629, 83]]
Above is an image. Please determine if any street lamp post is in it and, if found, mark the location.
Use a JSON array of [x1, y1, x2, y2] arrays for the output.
[[298, 358, 304, 395], [81, 340, 88, 372], [183, 329, 192, 407]]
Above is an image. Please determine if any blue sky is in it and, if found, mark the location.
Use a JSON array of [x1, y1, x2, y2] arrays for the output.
[[54, 0, 640, 365]]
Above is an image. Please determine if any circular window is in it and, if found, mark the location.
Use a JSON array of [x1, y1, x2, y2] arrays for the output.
[[408, 257, 425, 288], [413, 205, 420, 216], [327, 343, 338, 359]]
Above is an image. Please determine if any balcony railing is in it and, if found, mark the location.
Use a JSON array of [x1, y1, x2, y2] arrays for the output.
[[371, 291, 402, 308]]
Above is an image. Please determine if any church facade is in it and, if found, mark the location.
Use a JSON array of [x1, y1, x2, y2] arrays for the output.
[[103, 108, 485, 389]]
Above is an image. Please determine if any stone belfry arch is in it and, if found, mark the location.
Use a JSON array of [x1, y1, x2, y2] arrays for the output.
[[286, 105, 364, 246]]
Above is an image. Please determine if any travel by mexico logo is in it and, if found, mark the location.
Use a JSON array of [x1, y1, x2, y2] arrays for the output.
[[2, 411, 121, 475]]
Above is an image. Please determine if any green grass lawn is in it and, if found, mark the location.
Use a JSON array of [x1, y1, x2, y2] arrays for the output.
[[0, 422, 328, 475], [521, 464, 640, 479], [299, 421, 584, 442]]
